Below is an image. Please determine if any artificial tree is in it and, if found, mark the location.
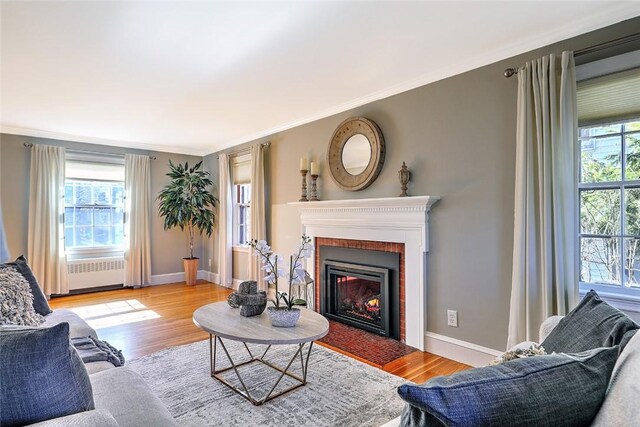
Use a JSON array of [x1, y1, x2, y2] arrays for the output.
[[157, 160, 217, 285]]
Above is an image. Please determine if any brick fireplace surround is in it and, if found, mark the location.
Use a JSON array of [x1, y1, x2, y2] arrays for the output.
[[291, 196, 439, 351], [314, 237, 406, 342]]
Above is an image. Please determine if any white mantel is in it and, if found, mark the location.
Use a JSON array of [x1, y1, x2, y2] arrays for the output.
[[290, 196, 439, 351]]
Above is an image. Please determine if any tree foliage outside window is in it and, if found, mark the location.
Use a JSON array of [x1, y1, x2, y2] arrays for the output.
[[579, 120, 640, 290], [64, 180, 125, 248]]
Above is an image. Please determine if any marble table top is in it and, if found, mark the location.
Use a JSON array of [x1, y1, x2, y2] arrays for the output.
[[193, 302, 329, 345]]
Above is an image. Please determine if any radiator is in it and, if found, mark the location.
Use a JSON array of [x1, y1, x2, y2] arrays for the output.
[[67, 257, 124, 290]]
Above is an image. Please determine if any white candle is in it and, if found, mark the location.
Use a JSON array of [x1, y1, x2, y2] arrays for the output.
[[310, 161, 319, 175], [300, 157, 308, 171]]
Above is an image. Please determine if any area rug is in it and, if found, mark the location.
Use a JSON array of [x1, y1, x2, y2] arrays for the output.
[[127, 339, 407, 426], [319, 320, 418, 367]]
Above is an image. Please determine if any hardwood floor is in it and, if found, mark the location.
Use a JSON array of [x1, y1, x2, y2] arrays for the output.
[[50, 281, 470, 382]]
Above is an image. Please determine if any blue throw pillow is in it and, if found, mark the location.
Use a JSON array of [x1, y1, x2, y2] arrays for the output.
[[397, 346, 618, 427], [1, 255, 52, 316], [541, 290, 638, 354], [0, 322, 95, 426]]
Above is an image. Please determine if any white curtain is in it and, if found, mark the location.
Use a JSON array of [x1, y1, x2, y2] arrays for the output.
[[248, 144, 267, 289], [124, 154, 151, 288], [218, 153, 233, 287], [27, 144, 67, 296], [507, 51, 579, 349]]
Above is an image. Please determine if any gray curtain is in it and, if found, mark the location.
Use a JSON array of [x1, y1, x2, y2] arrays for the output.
[[0, 203, 9, 263], [507, 51, 579, 349]]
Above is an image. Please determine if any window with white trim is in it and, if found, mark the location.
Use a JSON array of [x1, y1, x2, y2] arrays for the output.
[[579, 119, 640, 293], [232, 154, 251, 246], [577, 53, 640, 299], [64, 156, 125, 251]]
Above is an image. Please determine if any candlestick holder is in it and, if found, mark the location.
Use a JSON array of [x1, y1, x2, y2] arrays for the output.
[[310, 174, 319, 201], [299, 170, 309, 202]]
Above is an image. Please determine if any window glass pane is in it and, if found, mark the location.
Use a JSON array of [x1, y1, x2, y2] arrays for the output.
[[624, 238, 640, 288], [626, 188, 640, 236], [75, 207, 93, 226], [113, 224, 124, 246], [112, 185, 124, 205], [93, 184, 110, 205], [580, 237, 621, 285], [580, 189, 621, 235], [64, 227, 74, 247], [579, 124, 622, 138], [94, 227, 110, 245], [64, 208, 74, 226], [75, 183, 92, 205], [65, 185, 73, 206], [75, 227, 93, 247], [625, 120, 640, 132], [626, 132, 640, 181], [112, 207, 124, 226], [580, 136, 622, 183], [94, 208, 110, 226]]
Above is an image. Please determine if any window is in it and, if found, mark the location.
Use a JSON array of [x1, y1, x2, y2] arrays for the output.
[[578, 119, 640, 293], [234, 184, 251, 245], [64, 157, 125, 251], [231, 153, 251, 246]]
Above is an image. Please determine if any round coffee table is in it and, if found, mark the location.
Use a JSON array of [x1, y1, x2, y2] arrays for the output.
[[193, 302, 329, 405]]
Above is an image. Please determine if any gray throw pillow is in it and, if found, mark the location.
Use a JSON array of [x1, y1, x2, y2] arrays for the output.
[[0, 266, 44, 326], [541, 290, 639, 354], [0, 322, 95, 426], [1, 255, 52, 316], [397, 346, 618, 427]]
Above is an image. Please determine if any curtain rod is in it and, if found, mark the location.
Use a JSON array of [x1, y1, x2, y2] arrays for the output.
[[23, 142, 157, 160], [503, 32, 640, 78], [216, 141, 271, 159]]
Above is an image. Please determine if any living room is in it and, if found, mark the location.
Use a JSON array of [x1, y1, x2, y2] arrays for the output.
[[1, 2, 640, 426]]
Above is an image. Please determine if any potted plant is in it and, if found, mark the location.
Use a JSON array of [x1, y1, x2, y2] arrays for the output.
[[248, 235, 312, 327], [157, 161, 217, 285]]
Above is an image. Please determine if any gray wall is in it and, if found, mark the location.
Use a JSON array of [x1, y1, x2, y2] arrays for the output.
[[202, 17, 640, 351], [0, 134, 203, 276]]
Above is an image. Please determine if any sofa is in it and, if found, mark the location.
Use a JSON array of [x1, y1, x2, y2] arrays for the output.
[[22, 309, 176, 427], [382, 291, 640, 427]]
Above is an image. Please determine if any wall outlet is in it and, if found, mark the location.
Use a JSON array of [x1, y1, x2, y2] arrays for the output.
[[208, 258, 212, 268], [447, 310, 458, 327]]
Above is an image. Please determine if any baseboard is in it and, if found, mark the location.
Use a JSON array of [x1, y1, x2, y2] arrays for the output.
[[232, 279, 243, 290], [424, 332, 502, 367], [149, 272, 186, 286], [149, 270, 217, 286]]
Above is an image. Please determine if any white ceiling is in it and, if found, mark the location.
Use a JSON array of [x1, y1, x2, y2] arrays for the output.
[[1, 1, 639, 156]]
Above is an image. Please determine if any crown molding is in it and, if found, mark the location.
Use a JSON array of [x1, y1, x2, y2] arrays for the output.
[[0, 126, 208, 157]]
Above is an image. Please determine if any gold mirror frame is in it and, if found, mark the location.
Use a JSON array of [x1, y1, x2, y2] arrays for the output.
[[327, 117, 385, 191]]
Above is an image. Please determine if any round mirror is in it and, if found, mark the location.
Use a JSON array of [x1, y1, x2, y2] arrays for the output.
[[327, 117, 385, 191], [341, 134, 371, 175]]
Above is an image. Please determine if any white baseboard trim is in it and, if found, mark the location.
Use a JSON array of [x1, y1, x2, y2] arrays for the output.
[[149, 270, 218, 286], [424, 332, 503, 367], [232, 279, 243, 290], [149, 272, 185, 286]]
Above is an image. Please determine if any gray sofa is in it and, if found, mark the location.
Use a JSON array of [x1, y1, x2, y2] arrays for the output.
[[382, 316, 640, 426], [28, 309, 177, 427]]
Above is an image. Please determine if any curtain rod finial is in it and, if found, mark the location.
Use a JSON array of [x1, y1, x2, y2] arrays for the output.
[[504, 68, 518, 78]]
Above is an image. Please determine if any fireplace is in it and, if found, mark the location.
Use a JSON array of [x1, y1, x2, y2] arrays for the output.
[[322, 260, 398, 339], [292, 196, 438, 350]]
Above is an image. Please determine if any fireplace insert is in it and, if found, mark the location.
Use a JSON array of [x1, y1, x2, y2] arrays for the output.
[[322, 260, 393, 337]]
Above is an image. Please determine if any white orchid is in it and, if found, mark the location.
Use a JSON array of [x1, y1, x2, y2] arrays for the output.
[[248, 235, 314, 309]]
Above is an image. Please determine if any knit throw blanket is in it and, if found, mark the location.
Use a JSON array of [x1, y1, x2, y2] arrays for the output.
[[71, 336, 125, 367]]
